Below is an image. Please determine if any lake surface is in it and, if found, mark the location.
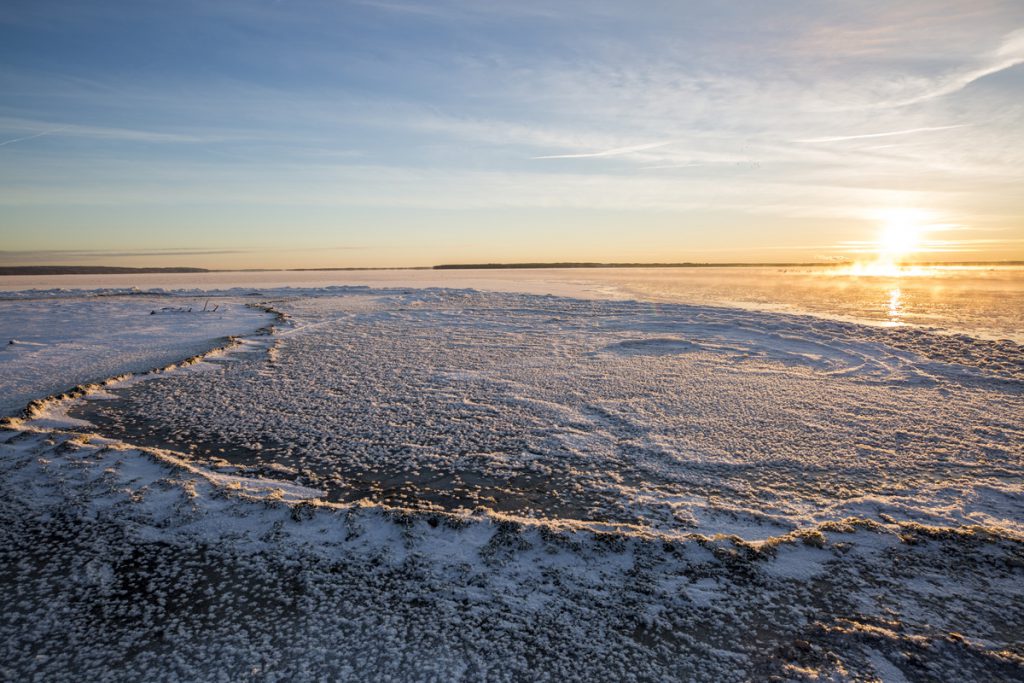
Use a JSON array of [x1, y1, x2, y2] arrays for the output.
[[2, 264, 1022, 341]]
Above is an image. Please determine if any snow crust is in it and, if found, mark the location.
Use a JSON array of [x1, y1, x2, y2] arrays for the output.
[[69, 288, 1024, 539], [1, 426, 1021, 681], [1, 286, 1022, 681]]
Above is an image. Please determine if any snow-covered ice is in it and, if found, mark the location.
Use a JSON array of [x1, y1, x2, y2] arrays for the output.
[[1, 286, 1021, 681], [66, 289, 1024, 538], [0, 291, 273, 417]]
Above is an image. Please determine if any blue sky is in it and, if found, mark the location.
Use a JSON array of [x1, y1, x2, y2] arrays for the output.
[[1, 0, 1023, 267]]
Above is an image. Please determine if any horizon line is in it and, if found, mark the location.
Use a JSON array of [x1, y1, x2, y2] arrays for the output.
[[3, 260, 1024, 277]]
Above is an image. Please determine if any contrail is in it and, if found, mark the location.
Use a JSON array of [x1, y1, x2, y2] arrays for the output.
[[0, 126, 71, 148], [853, 27, 1024, 110], [533, 140, 676, 160], [794, 124, 970, 144], [889, 28, 1024, 107]]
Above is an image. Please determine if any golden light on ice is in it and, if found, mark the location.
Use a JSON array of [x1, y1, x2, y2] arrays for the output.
[[887, 287, 902, 323]]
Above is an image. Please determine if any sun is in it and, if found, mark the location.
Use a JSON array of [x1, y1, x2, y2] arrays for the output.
[[877, 209, 925, 261], [879, 223, 920, 259]]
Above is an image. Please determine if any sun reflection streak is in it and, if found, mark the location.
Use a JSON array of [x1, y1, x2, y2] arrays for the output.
[[887, 287, 902, 323]]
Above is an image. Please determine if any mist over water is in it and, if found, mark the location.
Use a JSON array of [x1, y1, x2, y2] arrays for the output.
[[588, 265, 1024, 342], [4, 264, 1023, 341]]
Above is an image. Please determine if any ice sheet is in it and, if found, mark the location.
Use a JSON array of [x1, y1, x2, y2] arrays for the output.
[[1, 286, 1021, 680], [0, 294, 274, 416]]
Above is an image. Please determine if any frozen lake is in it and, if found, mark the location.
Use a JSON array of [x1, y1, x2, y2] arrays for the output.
[[65, 289, 1024, 539], [3, 263, 1023, 341], [0, 276, 1022, 681]]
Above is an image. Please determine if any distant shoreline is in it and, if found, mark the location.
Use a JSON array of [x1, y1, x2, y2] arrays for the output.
[[1, 261, 1021, 276], [432, 261, 845, 270], [0, 266, 212, 276], [432, 260, 1024, 269]]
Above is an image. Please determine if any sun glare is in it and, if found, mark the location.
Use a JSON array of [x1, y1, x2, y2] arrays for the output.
[[877, 209, 924, 261], [832, 208, 939, 276]]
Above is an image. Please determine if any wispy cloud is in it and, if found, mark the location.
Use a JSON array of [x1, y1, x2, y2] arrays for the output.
[[1, 1, 1022, 262], [883, 27, 1024, 108], [794, 124, 971, 144], [836, 236, 1024, 254], [0, 118, 227, 146], [532, 140, 677, 160], [0, 126, 70, 147]]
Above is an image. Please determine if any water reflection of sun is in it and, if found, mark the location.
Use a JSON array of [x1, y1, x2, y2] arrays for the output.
[[887, 287, 902, 323]]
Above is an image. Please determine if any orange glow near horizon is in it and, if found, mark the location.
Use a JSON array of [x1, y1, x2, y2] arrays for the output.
[[830, 209, 938, 277]]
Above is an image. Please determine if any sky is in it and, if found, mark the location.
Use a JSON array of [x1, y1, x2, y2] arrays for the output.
[[1, 0, 1023, 269]]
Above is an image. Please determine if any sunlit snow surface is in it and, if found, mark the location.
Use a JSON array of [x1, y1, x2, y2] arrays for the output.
[[1, 287, 1022, 681], [0, 292, 273, 416]]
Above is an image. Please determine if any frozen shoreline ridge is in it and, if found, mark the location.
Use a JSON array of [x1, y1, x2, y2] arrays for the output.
[[1, 286, 1022, 681]]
